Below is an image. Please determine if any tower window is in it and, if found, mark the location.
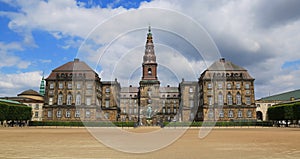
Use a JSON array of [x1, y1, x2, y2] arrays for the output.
[[148, 68, 152, 75]]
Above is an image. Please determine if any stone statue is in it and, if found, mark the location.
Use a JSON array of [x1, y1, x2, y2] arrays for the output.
[[146, 106, 152, 118]]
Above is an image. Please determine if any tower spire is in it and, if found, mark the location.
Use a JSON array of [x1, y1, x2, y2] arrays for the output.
[[39, 72, 45, 96], [142, 26, 158, 81]]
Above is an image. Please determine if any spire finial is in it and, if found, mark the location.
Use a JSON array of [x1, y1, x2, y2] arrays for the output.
[[148, 25, 151, 33]]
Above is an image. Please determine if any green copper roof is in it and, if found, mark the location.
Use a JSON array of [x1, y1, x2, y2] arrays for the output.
[[258, 89, 300, 101]]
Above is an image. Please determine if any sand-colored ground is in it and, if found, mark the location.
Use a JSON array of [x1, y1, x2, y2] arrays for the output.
[[0, 127, 299, 159]]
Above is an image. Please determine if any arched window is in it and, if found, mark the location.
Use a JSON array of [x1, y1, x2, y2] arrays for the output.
[[57, 93, 63, 105], [148, 68, 152, 75], [76, 93, 81, 105], [228, 110, 234, 118], [227, 93, 233, 105], [67, 93, 72, 105], [218, 92, 223, 106], [236, 92, 241, 105], [238, 110, 243, 118], [208, 109, 214, 119]]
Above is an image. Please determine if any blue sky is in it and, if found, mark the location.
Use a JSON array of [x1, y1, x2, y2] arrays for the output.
[[0, 0, 300, 99]]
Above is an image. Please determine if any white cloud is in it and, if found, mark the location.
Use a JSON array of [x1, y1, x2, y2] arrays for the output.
[[0, 42, 31, 69], [0, 71, 42, 96], [1, 0, 300, 99]]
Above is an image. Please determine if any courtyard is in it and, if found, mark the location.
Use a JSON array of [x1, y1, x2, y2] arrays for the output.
[[0, 127, 299, 159]]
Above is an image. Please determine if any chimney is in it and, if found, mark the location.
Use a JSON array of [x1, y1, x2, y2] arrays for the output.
[[74, 58, 79, 62], [220, 58, 225, 63]]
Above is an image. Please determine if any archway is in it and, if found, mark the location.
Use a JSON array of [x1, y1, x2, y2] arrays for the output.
[[256, 111, 263, 121]]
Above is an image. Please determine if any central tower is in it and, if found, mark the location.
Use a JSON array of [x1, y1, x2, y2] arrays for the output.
[[139, 26, 160, 123], [142, 26, 158, 80]]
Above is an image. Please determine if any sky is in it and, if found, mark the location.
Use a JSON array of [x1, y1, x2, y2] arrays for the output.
[[0, 0, 300, 99]]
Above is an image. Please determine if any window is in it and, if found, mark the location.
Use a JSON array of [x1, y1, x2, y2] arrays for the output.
[[227, 93, 233, 105], [76, 83, 81, 89], [129, 108, 132, 114], [58, 94, 63, 105], [86, 83, 93, 89], [76, 94, 81, 105], [257, 104, 261, 107], [50, 83, 54, 89], [174, 108, 177, 114], [208, 96, 213, 105], [59, 83, 63, 89], [162, 108, 166, 113], [67, 83, 72, 89], [67, 94, 72, 105], [105, 100, 110, 108], [189, 100, 194, 108], [123, 108, 126, 113], [245, 83, 250, 89], [227, 83, 231, 89], [219, 110, 224, 118], [134, 108, 137, 114], [267, 104, 271, 107], [47, 110, 52, 118], [238, 110, 243, 118], [190, 112, 194, 120], [236, 83, 241, 89], [35, 104, 39, 110], [85, 110, 90, 118], [105, 112, 110, 119], [75, 110, 80, 118], [246, 97, 251, 105], [189, 87, 193, 93], [207, 83, 212, 89], [49, 97, 53, 105], [34, 112, 39, 118], [105, 87, 110, 93], [86, 97, 91, 106], [66, 110, 71, 118], [218, 82, 222, 89], [218, 93, 223, 106], [167, 108, 171, 114], [247, 110, 252, 118], [57, 110, 62, 118], [236, 92, 241, 105], [208, 109, 214, 119], [228, 110, 234, 118], [148, 68, 152, 75]]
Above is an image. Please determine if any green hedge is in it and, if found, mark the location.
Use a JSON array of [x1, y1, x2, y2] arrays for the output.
[[0, 101, 31, 121], [29, 121, 272, 127], [268, 102, 300, 121], [162, 121, 272, 127], [29, 121, 136, 127]]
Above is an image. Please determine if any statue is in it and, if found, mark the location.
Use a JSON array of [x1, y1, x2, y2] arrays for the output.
[[146, 106, 152, 118]]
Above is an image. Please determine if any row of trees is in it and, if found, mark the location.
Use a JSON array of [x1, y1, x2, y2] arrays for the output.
[[268, 102, 300, 126], [0, 101, 32, 125]]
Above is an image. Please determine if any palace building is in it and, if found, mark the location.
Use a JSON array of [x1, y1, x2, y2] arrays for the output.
[[42, 26, 256, 123], [197, 58, 256, 121]]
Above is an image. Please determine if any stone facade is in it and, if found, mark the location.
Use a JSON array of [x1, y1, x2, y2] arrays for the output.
[[43, 59, 120, 122], [198, 58, 256, 121], [42, 27, 256, 123]]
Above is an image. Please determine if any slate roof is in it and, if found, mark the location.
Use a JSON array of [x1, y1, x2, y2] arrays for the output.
[[258, 89, 300, 101], [207, 58, 246, 71], [46, 59, 98, 80], [18, 89, 42, 97], [201, 58, 254, 80]]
